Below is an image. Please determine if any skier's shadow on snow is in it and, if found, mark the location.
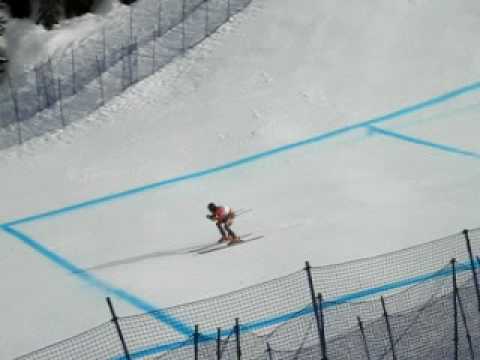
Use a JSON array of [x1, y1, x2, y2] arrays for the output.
[[72, 243, 209, 274], [73, 209, 253, 274]]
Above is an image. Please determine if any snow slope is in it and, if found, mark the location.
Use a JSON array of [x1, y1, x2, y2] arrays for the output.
[[1, 0, 480, 357]]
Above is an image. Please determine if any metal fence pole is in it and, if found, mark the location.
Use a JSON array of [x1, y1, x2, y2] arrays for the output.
[[106, 297, 131, 360], [456, 283, 474, 360], [463, 229, 480, 312], [304, 261, 323, 356], [357, 316, 371, 360], [452, 259, 459, 360], [71, 48, 76, 95], [128, 42, 133, 86], [194, 324, 199, 360], [39, 62, 51, 108], [96, 56, 105, 106], [47, 57, 56, 104], [182, 0, 186, 53], [129, 5, 133, 44], [227, 0, 231, 19], [381, 296, 397, 360], [57, 79, 65, 127], [152, 29, 156, 74], [157, 1, 162, 36], [216, 327, 222, 360], [34, 66, 43, 110], [317, 293, 327, 360], [7, 72, 22, 144], [266, 342, 273, 360], [132, 37, 138, 84], [102, 27, 107, 71], [235, 318, 241, 360], [121, 45, 127, 90], [205, 0, 209, 37]]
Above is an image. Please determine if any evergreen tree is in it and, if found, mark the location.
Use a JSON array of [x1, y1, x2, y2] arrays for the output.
[[37, 0, 62, 30], [64, 0, 95, 19], [4, 0, 30, 19]]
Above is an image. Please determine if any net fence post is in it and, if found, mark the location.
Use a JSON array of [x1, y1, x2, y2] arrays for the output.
[[463, 229, 480, 312], [57, 79, 65, 127], [357, 316, 371, 360], [39, 61, 51, 107], [380, 296, 397, 360], [71, 48, 76, 95], [194, 324, 199, 360], [34, 66, 43, 111], [317, 293, 328, 360], [235, 317, 241, 360], [157, 1, 162, 36], [7, 72, 22, 144], [102, 27, 107, 71], [304, 261, 323, 357], [205, 0, 209, 37], [216, 327, 222, 360], [266, 342, 273, 360], [129, 5, 133, 44], [96, 56, 105, 106], [133, 37, 138, 84], [227, 0, 231, 19], [106, 297, 131, 360], [451, 259, 459, 360], [455, 280, 474, 359], [182, 0, 186, 53], [152, 29, 156, 74], [128, 42, 133, 86], [121, 45, 127, 90], [47, 57, 56, 105]]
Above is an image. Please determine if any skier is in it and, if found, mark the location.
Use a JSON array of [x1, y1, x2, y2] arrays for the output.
[[206, 202, 240, 244]]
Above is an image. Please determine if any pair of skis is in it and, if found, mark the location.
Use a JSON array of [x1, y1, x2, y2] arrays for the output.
[[190, 208, 262, 254], [192, 233, 264, 255]]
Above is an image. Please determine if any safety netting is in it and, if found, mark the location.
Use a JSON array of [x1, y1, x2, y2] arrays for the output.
[[15, 228, 480, 359]]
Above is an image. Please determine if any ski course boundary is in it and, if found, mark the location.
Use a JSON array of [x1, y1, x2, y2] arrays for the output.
[[3, 81, 480, 346], [3, 80, 480, 228]]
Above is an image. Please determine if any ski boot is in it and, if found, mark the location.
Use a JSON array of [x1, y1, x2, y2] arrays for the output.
[[227, 234, 241, 246], [218, 236, 229, 243]]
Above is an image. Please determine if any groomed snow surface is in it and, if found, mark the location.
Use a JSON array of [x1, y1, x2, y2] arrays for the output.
[[1, 0, 480, 358]]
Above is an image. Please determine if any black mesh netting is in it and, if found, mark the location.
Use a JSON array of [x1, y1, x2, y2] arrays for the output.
[[15, 228, 480, 359]]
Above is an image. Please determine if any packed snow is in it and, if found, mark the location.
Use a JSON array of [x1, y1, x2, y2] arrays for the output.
[[1, 0, 480, 358]]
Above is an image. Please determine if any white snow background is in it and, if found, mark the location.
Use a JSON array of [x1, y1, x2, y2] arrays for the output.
[[1, 0, 480, 358]]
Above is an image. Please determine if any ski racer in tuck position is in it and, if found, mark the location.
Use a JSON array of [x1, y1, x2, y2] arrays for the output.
[[206, 202, 240, 245]]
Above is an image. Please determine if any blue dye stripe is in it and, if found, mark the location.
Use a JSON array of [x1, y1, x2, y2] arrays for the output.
[[1, 225, 193, 337], [119, 261, 474, 360], [4, 81, 480, 227], [368, 126, 480, 159]]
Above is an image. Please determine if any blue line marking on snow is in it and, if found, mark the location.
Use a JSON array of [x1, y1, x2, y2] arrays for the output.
[[113, 261, 473, 360], [3, 81, 480, 227], [368, 126, 480, 159], [0, 225, 193, 336]]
